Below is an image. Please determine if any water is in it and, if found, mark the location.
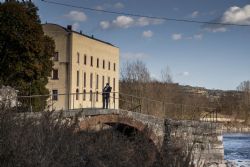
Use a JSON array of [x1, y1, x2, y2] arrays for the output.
[[224, 133, 250, 167]]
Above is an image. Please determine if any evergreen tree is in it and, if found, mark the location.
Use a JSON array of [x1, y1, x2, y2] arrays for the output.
[[0, 1, 55, 111]]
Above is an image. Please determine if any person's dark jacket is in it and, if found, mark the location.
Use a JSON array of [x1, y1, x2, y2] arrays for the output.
[[102, 85, 112, 97]]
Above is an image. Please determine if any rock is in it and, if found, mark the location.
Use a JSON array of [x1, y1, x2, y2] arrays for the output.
[[218, 164, 227, 167], [0, 85, 18, 108]]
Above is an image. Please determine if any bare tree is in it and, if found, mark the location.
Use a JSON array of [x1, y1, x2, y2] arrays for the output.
[[161, 66, 173, 83], [121, 60, 151, 83], [237, 80, 250, 124], [237, 80, 250, 92]]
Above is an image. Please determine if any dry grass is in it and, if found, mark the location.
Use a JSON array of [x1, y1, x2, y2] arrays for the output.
[[0, 107, 195, 167]]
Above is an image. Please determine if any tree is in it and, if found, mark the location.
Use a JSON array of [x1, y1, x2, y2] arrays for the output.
[[161, 66, 173, 83], [121, 60, 151, 83], [237, 80, 250, 124], [0, 1, 54, 111]]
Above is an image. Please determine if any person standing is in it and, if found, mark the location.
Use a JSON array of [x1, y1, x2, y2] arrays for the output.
[[102, 83, 112, 109]]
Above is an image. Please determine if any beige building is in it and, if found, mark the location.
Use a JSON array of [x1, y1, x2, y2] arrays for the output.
[[43, 23, 119, 110]]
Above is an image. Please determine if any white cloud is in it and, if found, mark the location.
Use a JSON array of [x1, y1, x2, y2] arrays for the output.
[[114, 2, 124, 9], [204, 26, 227, 33], [121, 52, 149, 60], [100, 15, 164, 29], [137, 17, 164, 26], [72, 22, 80, 31], [222, 5, 250, 24], [100, 21, 110, 29], [191, 11, 199, 18], [65, 11, 87, 22], [172, 33, 182, 40], [173, 33, 203, 40], [178, 71, 190, 76], [142, 30, 153, 38], [203, 4, 250, 33], [194, 34, 203, 40], [183, 72, 189, 76], [112, 16, 134, 28]]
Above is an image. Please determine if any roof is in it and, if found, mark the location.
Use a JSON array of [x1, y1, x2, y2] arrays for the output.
[[42, 23, 118, 48]]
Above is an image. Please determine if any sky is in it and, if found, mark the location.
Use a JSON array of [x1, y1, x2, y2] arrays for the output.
[[8, 0, 250, 90]]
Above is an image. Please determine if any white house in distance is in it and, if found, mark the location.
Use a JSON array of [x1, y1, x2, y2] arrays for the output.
[[42, 23, 120, 110]]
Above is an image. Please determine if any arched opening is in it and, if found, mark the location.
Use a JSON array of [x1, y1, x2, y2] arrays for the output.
[[77, 116, 159, 167]]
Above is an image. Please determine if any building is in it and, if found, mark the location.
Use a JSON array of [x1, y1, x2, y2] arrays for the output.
[[43, 23, 119, 110]]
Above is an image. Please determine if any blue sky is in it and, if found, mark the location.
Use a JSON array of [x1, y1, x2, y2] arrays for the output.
[[17, 0, 250, 90]]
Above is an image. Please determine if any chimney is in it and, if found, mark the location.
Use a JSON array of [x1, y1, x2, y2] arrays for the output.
[[91, 35, 94, 39], [80, 30, 82, 34], [67, 25, 72, 30]]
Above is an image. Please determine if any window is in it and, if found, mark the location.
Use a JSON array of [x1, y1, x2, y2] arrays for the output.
[[83, 72, 86, 88], [52, 69, 59, 80], [77, 71, 79, 87], [77, 52, 80, 63], [53, 52, 59, 61], [84, 54, 87, 65], [102, 76, 105, 89], [90, 90, 92, 101], [76, 89, 79, 100], [108, 77, 110, 84], [83, 89, 86, 101], [113, 78, 115, 91], [103, 60, 105, 69], [97, 58, 99, 68], [108, 61, 110, 70], [113, 92, 115, 103], [96, 91, 98, 102], [90, 56, 93, 66], [96, 75, 99, 89], [114, 63, 116, 71], [90, 73, 93, 89], [52, 90, 58, 101]]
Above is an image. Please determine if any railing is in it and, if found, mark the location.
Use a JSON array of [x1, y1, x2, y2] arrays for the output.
[[8, 91, 218, 122], [200, 109, 218, 122], [14, 92, 119, 112]]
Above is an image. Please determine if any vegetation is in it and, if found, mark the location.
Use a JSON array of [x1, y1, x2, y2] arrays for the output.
[[237, 81, 250, 123], [120, 60, 250, 123], [120, 60, 210, 120], [0, 107, 195, 167], [0, 1, 55, 111]]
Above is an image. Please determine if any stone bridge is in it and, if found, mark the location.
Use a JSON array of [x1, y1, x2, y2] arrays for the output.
[[26, 108, 225, 166]]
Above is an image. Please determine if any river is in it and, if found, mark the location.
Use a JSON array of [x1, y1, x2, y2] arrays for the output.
[[224, 133, 250, 167]]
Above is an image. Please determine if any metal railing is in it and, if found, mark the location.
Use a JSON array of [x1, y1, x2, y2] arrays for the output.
[[15, 92, 118, 112], [7, 91, 218, 122]]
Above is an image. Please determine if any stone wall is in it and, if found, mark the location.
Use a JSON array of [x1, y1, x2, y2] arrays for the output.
[[164, 119, 224, 166]]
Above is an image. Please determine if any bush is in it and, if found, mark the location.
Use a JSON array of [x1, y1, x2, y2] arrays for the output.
[[0, 108, 195, 167]]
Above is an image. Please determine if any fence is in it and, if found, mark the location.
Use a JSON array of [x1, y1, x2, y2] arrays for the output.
[[15, 92, 118, 112], [10, 91, 218, 122]]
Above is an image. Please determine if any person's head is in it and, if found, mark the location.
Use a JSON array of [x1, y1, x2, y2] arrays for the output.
[[106, 83, 109, 86]]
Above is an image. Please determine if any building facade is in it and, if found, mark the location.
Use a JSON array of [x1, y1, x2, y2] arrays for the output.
[[43, 24, 119, 110]]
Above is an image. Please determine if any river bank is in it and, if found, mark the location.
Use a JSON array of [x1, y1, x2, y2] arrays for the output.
[[221, 122, 250, 133]]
